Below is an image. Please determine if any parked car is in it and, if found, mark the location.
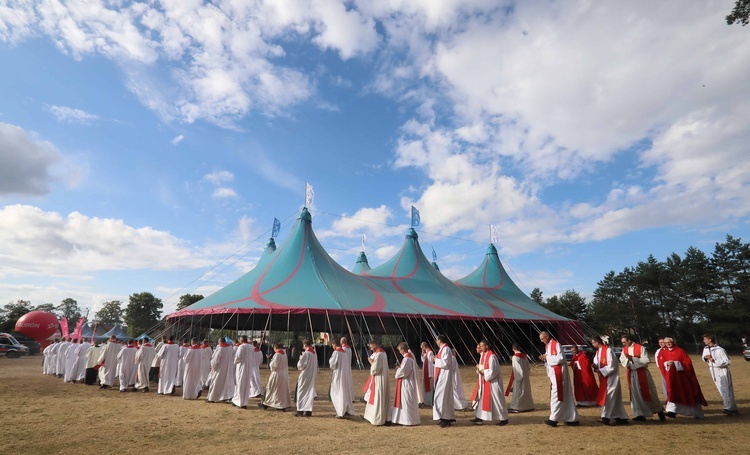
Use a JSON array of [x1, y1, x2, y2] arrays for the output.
[[0, 332, 30, 358], [743, 348, 750, 361], [10, 332, 41, 355]]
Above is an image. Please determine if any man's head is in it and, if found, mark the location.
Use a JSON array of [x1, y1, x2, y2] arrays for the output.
[[191, 337, 198, 346], [435, 335, 447, 346], [303, 339, 313, 349], [368, 340, 380, 351], [340, 337, 349, 346], [241, 335, 248, 343], [397, 342, 409, 354], [621, 335, 634, 347], [664, 337, 675, 348], [420, 342, 429, 352], [511, 343, 521, 352], [539, 331, 551, 344], [168, 335, 175, 342], [274, 342, 284, 350], [702, 334, 716, 346], [571, 344, 580, 354], [110, 335, 116, 342], [479, 340, 490, 353], [658, 338, 666, 348], [331, 339, 340, 348], [590, 336, 603, 349]]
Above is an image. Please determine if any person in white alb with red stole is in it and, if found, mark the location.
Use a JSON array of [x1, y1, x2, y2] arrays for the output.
[[363, 340, 391, 426], [433, 335, 456, 428], [392, 342, 420, 426], [539, 331, 579, 427], [294, 340, 317, 417], [469, 340, 509, 426], [619, 335, 665, 422], [418, 342, 434, 407], [591, 336, 628, 425], [182, 338, 204, 400], [329, 339, 355, 418]]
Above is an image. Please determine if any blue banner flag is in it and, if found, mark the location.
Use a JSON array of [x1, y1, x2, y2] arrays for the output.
[[432, 247, 437, 263], [411, 206, 420, 227], [272, 217, 281, 238]]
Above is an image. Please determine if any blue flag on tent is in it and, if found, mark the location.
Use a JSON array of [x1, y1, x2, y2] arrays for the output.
[[411, 206, 420, 227], [271, 217, 281, 238], [432, 247, 437, 263]]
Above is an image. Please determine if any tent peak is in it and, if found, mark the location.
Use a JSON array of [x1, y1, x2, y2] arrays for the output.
[[299, 207, 312, 222], [265, 237, 277, 251], [356, 251, 369, 264], [486, 243, 498, 255], [406, 227, 418, 239]]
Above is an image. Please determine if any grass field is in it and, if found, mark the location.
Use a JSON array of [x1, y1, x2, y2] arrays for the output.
[[1, 353, 748, 455]]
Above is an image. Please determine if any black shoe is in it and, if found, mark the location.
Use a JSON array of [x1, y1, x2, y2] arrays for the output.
[[469, 418, 483, 425], [335, 415, 344, 419], [119, 389, 127, 393], [496, 420, 509, 426], [633, 416, 647, 422], [294, 411, 303, 417], [383, 421, 392, 426], [723, 409, 732, 416], [509, 409, 519, 413], [544, 419, 558, 427], [564, 421, 580, 426], [439, 420, 451, 428], [196, 390, 202, 399], [304, 411, 312, 417], [258, 403, 268, 410], [665, 411, 676, 418], [597, 418, 610, 425], [657, 411, 666, 421], [143, 387, 149, 393], [613, 418, 628, 425]]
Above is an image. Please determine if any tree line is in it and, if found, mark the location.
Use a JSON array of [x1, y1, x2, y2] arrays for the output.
[[533, 235, 749, 352], [0, 292, 203, 337]]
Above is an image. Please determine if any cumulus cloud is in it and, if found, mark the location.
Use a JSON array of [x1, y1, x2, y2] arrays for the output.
[[0, 122, 60, 196], [203, 170, 234, 185], [318, 205, 401, 239], [212, 187, 237, 199], [0, 205, 214, 277], [47, 105, 98, 124], [170, 134, 184, 145]]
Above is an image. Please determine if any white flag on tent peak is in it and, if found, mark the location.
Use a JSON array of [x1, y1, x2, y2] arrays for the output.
[[490, 224, 499, 245], [361, 233, 367, 252], [305, 182, 314, 207]]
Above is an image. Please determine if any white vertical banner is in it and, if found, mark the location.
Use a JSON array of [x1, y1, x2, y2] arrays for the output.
[[490, 224, 499, 245], [361, 233, 367, 252], [305, 182, 315, 207]]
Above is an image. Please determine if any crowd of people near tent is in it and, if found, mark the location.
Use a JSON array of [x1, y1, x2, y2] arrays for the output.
[[40, 331, 739, 427]]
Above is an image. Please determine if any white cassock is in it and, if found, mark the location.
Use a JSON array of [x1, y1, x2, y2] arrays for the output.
[[64, 343, 80, 382], [98, 341, 122, 387], [176, 344, 188, 386], [56, 341, 71, 376], [75, 342, 92, 381], [182, 346, 204, 399], [452, 354, 469, 410], [248, 346, 264, 397], [364, 349, 391, 425], [201, 345, 212, 388], [42, 344, 53, 374], [232, 343, 254, 408], [654, 347, 667, 397], [155, 342, 180, 394], [620, 344, 662, 418], [702, 345, 738, 413], [135, 344, 156, 390], [392, 353, 420, 426], [418, 348, 434, 406], [594, 346, 628, 420], [363, 352, 376, 402], [208, 343, 235, 402], [433, 345, 455, 422], [263, 350, 292, 410], [341, 344, 354, 402], [50, 342, 61, 375], [507, 353, 535, 412], [329, 348, 355, 417], [475, 351, 508, 422], [296, 349, 318, 412], [545, 340, 579, 423], [117, 345, 138, 390]]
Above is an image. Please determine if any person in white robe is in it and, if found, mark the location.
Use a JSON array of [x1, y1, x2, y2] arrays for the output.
[[433, 335, 456, 428], [117, 340, 138, 392], [329, 339, 355, 418], [591, 337, 629, 424], [63, 339, 80, 382], [176, 341, 189, 387], [232, 336, 254, 408], [248, 340, 264, 398], [98, 336, 122, 389], [392, 342, 420, 426], [42, 342, 53, 374], [56, 338, 71, 378], [619, 335, 665, 421], [259, 343, 292, 411], [507, 344, 535, 412], [452, 352, 469, 411], [539, 331, 579, 426], [418, 342, 434, 407], [362, 349, 376, 404], [155, 336, 180, 395], [340, 337, 354, 403], [208, 337, 235, 402], [702, 334, 739, 415], [135, 338, 156, 392], [75, 340, 92, 382], [200, 339, 212, 389], [150, 336, 166, 383], [470, 340, 509, 426], [295, 340, 318, 417], [182, 338, 204, 399], [654, 338, 668, 398], [49, 339, 61, 376], [363, 340, 391, 426], [84, 343, 102, 385]]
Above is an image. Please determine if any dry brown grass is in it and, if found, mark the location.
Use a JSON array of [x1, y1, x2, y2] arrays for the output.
[[1, 354, 748, 455]]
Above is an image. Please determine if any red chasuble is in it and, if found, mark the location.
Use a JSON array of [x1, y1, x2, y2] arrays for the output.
[[570, 351, 598, 403], [661, 346, 707, 407]]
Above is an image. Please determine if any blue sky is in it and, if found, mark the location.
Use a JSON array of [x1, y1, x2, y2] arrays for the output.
[[1, 0, 748, 317]]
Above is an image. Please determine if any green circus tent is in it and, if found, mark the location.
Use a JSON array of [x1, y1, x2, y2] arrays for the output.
[[168, 208, 580, 345]]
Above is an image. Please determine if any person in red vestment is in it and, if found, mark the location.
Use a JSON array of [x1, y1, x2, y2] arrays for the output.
[[569, 345, 598, 407], [659, 337, 707, 419]]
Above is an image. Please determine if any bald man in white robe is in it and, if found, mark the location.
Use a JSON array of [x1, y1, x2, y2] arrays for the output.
[[539, 331, 579, 426]]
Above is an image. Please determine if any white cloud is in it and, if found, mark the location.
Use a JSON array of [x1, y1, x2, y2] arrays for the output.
[[170, 134, 184, 145], [318, 205, 401, 239], [373, 245, 399, 260], [0, 204, 214, 277], [48, 105, 98, 124], [0, 122, 60, 196], [212, 187, 237, 199], [203, 170, 234, 185]]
